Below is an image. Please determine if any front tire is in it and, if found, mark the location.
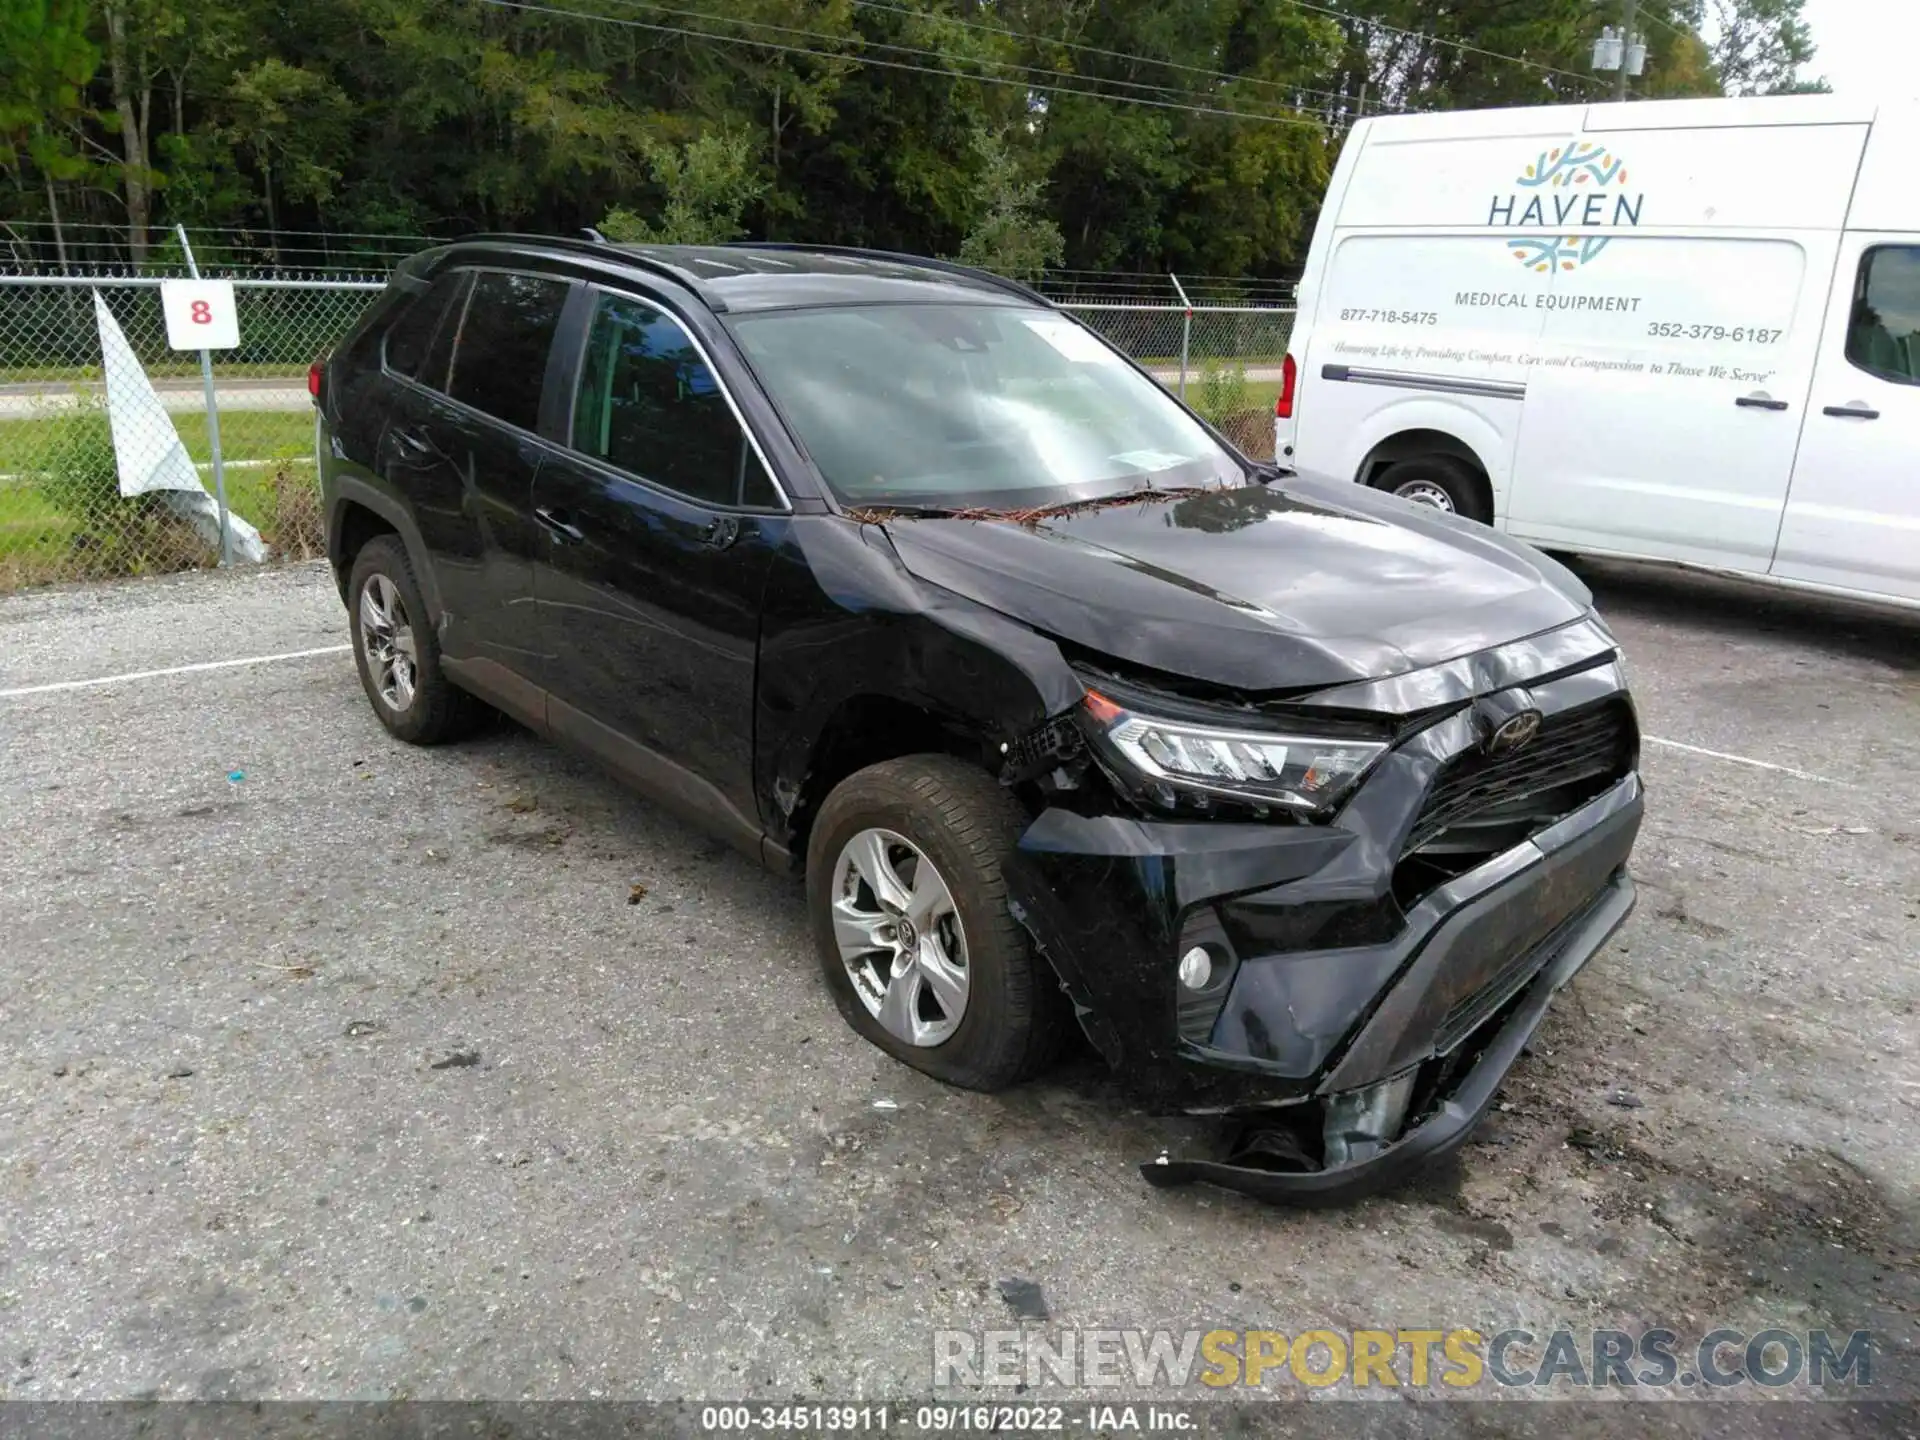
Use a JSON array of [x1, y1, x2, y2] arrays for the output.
[[347, 534, 480, 745], [806, 756, 1063, 1091]]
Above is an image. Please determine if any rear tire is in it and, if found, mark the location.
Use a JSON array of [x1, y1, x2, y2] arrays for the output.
[[806, 756, 1063, 1092], [346, 535, 481, 745], [1373, 456, 1491, 524]]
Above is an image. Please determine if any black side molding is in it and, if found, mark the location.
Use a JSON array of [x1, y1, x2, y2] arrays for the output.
[[1319, 364, 1525, 401]]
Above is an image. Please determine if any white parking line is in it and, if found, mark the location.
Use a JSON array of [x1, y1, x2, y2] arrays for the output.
[[1642, 734, 1842, 785], [0, 644, 351, 699]]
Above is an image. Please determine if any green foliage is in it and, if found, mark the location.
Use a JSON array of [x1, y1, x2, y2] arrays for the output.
[[224, 57, 352, 207], [956, 131, 1064, 282], [1193, 359, 1253, 426], [27, 400, 216, 576], [0, 0, 98, 222], [0, 0, 96, 166], [600, 133, 769, 246], [34, 402, 123, 521], [1709, 0, 1822, 95], [0, 0, 1812, 285]]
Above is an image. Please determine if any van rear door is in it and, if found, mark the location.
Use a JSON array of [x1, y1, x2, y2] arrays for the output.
[[1289, 115, 1573, 505], [1294, 232, 1537, 503], [1502, 119, 1864, 572]]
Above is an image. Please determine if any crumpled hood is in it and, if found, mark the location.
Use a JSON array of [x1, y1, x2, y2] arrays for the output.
[[880, 480, 1592, 693]]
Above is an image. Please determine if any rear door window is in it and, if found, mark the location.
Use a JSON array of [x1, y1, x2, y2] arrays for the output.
[[1845, 245, 1920, 385], [446, 272, 572, 430], [570, 291, 776, 508], [383, 273, 468, 388]]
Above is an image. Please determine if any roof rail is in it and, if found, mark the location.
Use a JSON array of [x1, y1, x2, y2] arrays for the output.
[[729, 242, 1052, 307], [443, 232, 728, 311]]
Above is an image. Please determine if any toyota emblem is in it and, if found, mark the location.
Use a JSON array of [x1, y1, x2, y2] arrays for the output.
[[1487, 709, 1544, 754]]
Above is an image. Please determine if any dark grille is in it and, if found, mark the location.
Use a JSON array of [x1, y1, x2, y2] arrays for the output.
[[1404, 698, 1637, 862]]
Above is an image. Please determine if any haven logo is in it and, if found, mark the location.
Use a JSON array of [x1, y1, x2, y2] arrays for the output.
[[1490, 143, 1644, 271]]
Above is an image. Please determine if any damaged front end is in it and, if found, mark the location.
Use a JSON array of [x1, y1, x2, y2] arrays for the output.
[[998, 615, 1643, 1204]]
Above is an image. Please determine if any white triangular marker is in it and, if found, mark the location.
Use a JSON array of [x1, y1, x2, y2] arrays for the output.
[[93, 289, 267, 562]]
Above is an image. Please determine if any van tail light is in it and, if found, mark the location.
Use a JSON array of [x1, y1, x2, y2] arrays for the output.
[[1275, 352, 1298, 420], [308, 359, 324, 404]]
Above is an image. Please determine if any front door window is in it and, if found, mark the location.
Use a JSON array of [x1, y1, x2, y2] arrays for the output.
[[571, 293, 776, 509], [1844, 245, 1920, 386]]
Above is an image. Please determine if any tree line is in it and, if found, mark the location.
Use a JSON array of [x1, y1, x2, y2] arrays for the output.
[[2, 0, 1822, 283]]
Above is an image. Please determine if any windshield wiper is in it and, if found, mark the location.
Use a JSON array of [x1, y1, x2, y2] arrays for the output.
[[848, 485, 1222, 527], [844, 502, 970, 522]]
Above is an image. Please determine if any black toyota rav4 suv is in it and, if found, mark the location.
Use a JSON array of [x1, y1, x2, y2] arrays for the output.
[[316, 236, 1642, 1202]]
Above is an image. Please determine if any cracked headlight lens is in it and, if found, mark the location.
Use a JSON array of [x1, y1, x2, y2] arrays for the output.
[[1082, 690, 1388, 817]]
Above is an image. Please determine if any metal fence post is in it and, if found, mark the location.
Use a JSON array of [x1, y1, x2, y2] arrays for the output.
[[176, 225, 232, 566], [1169, 273, 1193, 400]]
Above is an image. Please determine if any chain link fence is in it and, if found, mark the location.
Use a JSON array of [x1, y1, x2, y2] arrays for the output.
[[0, 276, 1294, 594], [1066, 304, 1295, 453], [0, 277, 381, 591]]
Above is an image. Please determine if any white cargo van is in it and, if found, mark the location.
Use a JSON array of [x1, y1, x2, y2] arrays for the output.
[[1274, 95, 1920, 608]]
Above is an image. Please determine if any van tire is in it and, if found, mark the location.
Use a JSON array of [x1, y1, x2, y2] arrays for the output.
[[1373, 457, 1491, 525]]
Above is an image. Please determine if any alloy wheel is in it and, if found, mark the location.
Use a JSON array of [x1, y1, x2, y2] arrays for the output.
[[829, 827, 970, 1047], [358, 572, 418, 711]]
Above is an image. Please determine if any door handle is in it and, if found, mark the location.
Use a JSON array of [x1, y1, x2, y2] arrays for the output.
[[704, 516, 740, 550], [390, 427, 434, 456], [1821, 403, 1880, 420], [534, 505, 585, 543], [1734, 394, 1788, 411]]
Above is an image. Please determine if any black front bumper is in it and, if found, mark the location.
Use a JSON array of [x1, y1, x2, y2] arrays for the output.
[[1004, 765, 1643, 1202], [1143, 866, 1635, 1202]]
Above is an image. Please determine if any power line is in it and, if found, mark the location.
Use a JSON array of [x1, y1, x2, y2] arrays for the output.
[[585, 0, 1373, 112], [479, 0, 1340, 127], [841, 0, 1387, 108], [1281, 0, 1597, 84], [1634, 6, 1698, 41]]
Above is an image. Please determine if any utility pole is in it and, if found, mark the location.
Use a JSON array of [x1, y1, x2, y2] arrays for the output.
[[1615, 0, 1638, 101], [1593, 8, 1646, 100]]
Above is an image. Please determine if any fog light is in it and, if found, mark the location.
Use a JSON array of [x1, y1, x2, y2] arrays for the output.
[[1174, 911, 1239, 1046]]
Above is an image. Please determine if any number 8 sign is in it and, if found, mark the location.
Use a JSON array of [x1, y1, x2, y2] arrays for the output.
[[160, 279, 241, 350]]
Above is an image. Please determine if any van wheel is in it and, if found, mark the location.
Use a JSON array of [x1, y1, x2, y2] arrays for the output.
[[806, 756, 1063, 1092], [1374, 457, 1491, 524]]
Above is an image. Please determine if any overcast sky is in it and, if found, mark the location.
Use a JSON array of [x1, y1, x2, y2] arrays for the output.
[[1799, 0, 1920, 102]]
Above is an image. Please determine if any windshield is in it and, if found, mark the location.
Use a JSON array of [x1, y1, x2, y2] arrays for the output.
[[727, 303, 1246, 510]]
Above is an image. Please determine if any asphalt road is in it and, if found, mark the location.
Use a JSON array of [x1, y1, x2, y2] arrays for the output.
[[0, 376, 309, 418], [1, 557, 1916, 1426]]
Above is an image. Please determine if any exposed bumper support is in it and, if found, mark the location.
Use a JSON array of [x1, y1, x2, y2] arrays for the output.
[[1139, 869, 1636, 1204]]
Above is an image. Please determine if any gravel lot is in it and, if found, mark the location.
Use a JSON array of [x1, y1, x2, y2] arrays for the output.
[[1, 558, 1916, 1427]]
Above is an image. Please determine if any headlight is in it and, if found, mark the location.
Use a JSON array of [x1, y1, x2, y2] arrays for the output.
[[1081, 690, 1388, 818]]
